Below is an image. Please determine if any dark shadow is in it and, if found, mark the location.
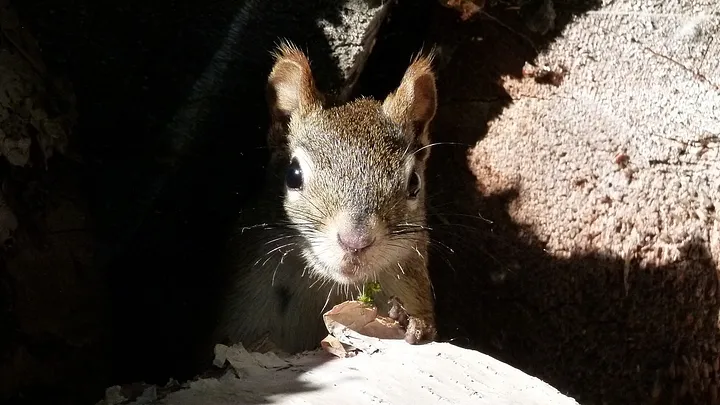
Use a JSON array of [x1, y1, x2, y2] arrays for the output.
[[5, 0, 353, 403], [355, 1, 720, 405]]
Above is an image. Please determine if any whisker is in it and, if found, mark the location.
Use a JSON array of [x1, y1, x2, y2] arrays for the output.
[[413, 246, 426, 262], [388, 228, 430, 237], [263, 234, 297, 246], [259, 252, 277, 269], [308, 275, 323, 290], [271, 248, 295, 286], [320, 287, 333, 314], [429, 212, 495, 224], [428, 239, 455, 254], [410, 141, 471, 158], [263, 242, 297, 259]]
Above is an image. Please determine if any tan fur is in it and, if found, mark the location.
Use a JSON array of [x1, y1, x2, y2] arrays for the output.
[[266, 41, 324, 153], [216, 41, 438, 353], [267, 41, 324, 117], [382, 52, 437, 148]]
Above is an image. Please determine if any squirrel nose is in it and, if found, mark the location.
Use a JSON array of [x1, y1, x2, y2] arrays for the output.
[[337, 230, 375, 252]]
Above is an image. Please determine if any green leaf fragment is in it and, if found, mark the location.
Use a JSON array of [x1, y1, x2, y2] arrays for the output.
[[357, 281, 382, 305]]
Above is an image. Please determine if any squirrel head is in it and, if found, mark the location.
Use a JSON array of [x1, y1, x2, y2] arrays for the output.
[[266, 41, 437, 285]]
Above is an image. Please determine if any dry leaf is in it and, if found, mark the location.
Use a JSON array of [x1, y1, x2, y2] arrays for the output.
[[320, 335, 357, 358], [321, 300, 405, 358]]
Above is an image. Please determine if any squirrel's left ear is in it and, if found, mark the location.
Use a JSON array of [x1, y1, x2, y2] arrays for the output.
[[267, 41, 323, 124], [382, 53, 437, 149], [266, 41, 324, 151]]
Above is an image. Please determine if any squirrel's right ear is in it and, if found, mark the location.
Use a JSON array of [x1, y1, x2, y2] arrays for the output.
[[266, 41, 323, 124], [382, 53, 437, 147]]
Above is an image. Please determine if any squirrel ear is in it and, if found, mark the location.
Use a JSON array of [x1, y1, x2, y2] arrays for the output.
[[382, 54, 437, 147], [267, 41, 323, 123]]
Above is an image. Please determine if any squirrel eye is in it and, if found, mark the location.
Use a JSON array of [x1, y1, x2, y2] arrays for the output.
[[407, 171, 421, 198], [285, 158, 304, 190]]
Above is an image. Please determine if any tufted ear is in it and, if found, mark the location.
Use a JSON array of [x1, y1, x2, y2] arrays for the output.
[[382, 53, 437, 152], [266, 41, 323, 136]]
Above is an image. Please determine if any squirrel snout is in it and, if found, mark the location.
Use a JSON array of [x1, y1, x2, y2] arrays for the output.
[[337, 230, 375, 252]]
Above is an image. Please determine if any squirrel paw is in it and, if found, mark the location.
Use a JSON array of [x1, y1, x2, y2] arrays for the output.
[[387, 297, 437, 345], [388, 297, 409, 327], [404, 316, 437, 345]]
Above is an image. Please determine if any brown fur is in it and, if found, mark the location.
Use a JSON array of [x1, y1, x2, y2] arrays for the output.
[[216, 41, 438, 353]]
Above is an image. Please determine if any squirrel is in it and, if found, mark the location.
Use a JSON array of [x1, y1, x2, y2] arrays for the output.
[[215, 41, 438, 354]]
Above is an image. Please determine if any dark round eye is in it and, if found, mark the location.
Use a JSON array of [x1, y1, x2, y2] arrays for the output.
[[285, 158, 304, 190], [407, 171, 421, 198]]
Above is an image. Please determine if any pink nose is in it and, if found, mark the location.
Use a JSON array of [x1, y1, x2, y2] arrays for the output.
[[337, 230, 375, 252]]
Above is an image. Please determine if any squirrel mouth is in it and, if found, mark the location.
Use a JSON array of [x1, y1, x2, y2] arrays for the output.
[[336, 254, 371, 281], [339, 265, 360, 278]]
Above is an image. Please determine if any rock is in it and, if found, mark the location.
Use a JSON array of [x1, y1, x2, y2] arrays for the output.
[[432, 0, 720, 402], [96, 342, 580, 405], [0, 1, 76, 167]]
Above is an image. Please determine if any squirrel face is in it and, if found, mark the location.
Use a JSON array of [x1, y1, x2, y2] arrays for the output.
[[266, 42, 437, 285]]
